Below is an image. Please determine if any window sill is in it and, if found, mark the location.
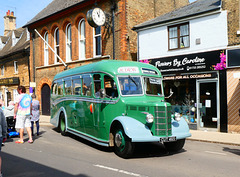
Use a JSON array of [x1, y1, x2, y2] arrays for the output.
[[36, 55, 111, 70]]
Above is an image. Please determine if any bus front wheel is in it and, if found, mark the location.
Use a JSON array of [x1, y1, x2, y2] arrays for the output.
[[113, 128, 134, 159], [164, 139, 185, 152], [59, 113, 67, 136]]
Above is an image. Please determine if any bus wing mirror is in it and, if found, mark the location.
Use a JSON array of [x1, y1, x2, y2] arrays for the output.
[[165, 88, 174, 99]]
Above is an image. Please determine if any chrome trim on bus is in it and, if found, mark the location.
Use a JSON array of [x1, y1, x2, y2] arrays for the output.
[[67, 128, 109, 147], [52, 96, 119, 106]]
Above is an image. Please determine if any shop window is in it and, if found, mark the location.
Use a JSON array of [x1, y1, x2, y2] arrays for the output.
[[93, 26, 102, 57], [44, 31, 49, 66], [66, 23, 72, 62], [54, 28, 60, 63], [168, 23, 189, 50], [164, 80, 196, 123], [78, 19, 86, 60]]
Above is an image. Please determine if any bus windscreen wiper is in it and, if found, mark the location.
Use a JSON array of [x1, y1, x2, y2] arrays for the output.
[[128, 75, 138, 87]]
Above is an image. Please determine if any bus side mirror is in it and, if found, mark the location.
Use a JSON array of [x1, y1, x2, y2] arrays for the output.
[[165, 88, 174, 99]]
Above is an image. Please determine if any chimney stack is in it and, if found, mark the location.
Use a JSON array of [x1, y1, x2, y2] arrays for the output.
[[4, 10, 16, 36]]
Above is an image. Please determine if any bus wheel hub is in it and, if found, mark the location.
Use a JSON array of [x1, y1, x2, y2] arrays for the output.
[[115, 132, 123, 147]]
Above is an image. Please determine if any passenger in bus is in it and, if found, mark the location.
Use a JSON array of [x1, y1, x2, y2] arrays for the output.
[[95, 84, 101, 98], [83, 83, 88, 95]]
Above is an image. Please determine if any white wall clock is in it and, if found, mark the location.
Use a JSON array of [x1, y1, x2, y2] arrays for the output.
[[87, 7, 106, 28]]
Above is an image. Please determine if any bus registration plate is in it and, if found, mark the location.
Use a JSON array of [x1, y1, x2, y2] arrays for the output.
[[160, 136, 176, 143]]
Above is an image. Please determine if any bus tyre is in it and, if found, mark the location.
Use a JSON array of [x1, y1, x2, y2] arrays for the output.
[[113, 128, 134, 159], [59, 113, 67, 136], [164, 139, 185, 152]]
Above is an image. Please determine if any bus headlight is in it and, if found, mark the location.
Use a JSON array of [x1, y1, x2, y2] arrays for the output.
[[174, 113, 181, 122], [146, 113, 154, 123]]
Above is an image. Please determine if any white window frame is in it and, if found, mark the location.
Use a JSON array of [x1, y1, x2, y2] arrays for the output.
[[78, 19, 86, 60], [13, 89, 19, 104], [14, 61, 18, 73], [54, 27, 60, 64], [93, 26, 102, 57], [44, 31, 49, 66], [66, 23, 72, 62]]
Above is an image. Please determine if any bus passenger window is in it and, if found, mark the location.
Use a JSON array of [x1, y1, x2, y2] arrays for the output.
[[51, 83, 58, 96], [104, 75, 118, 98], [73, 78, 81, 95], [83, 75, 92, 96], [57, 81, 64, 95], [93, 74, 101, 98], [65, 79, 72, 95]]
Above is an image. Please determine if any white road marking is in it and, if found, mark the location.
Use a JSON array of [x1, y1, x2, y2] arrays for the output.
[[205, 151, 227, 156], [94, 164, 148, 177]]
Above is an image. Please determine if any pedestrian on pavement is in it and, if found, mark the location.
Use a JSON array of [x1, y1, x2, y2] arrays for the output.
[[31, 94, 40, 136], [0, 108, 7, 177], [14, 86, 33, 144], [4, 101, 14, 118], [0, 100, 4, 111], [4, 101, 15, 132]]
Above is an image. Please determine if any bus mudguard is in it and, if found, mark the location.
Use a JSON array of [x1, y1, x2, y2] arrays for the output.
[[112, 116, 160, 142], [50, 107, 68, 129], [171, 117, 191, 140]]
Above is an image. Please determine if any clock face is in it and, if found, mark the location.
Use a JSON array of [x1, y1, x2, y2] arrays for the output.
[[91, 8, 106, 27]]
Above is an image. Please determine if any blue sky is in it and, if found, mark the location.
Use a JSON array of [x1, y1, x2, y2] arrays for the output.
[[0, 0, 197, 36], [0, 0, 52, 35]]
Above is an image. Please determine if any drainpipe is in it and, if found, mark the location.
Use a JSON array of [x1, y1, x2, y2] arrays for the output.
[[111, 0, 116, 60], [32, 31, 35, 82]]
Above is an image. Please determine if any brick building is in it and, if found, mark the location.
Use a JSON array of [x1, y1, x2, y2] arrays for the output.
[[134, 0, 240, 133], [24, 0, 189, 115], [223, 0, 240, 133], [0, 11, 30, 107]]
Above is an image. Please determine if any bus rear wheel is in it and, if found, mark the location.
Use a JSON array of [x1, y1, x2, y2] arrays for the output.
[[59, 113, 67, 136], [164, 139, 185, 152], [113, 128, 134, 159]]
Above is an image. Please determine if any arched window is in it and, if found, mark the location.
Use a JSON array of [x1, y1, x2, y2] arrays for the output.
[[54, 28, 60, 63], [78, 19, 86, 60], [66, 23, 72, 62], [93, 26, 101, 57], [44, 31, 49, 66]]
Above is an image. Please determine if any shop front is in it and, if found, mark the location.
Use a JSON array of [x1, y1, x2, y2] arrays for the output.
[[149, 50, 227, 132], [0, 77, 20, 107]]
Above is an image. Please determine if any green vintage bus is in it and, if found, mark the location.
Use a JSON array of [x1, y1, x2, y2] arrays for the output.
[[50, 60, 191, 158]]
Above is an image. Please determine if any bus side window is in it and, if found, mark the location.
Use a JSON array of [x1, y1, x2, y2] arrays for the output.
[[57, 81, 64, 95], [83, 74, 92, 96], [93, 74, 101, 98], [65, 79, 72, 95], [52, 82, 58, 96], [72, 77, 82, 95], [104, 75, 118, 98]]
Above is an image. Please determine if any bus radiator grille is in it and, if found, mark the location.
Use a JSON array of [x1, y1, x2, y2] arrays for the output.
[[154, 106, 172, 136]]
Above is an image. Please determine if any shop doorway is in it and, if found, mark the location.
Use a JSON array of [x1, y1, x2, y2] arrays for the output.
[[41, 84, 50, 115], [196, 80, 219, 130]]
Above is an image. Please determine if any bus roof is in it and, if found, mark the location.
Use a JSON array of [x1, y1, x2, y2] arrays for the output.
[[53, 60, 161, 81]]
